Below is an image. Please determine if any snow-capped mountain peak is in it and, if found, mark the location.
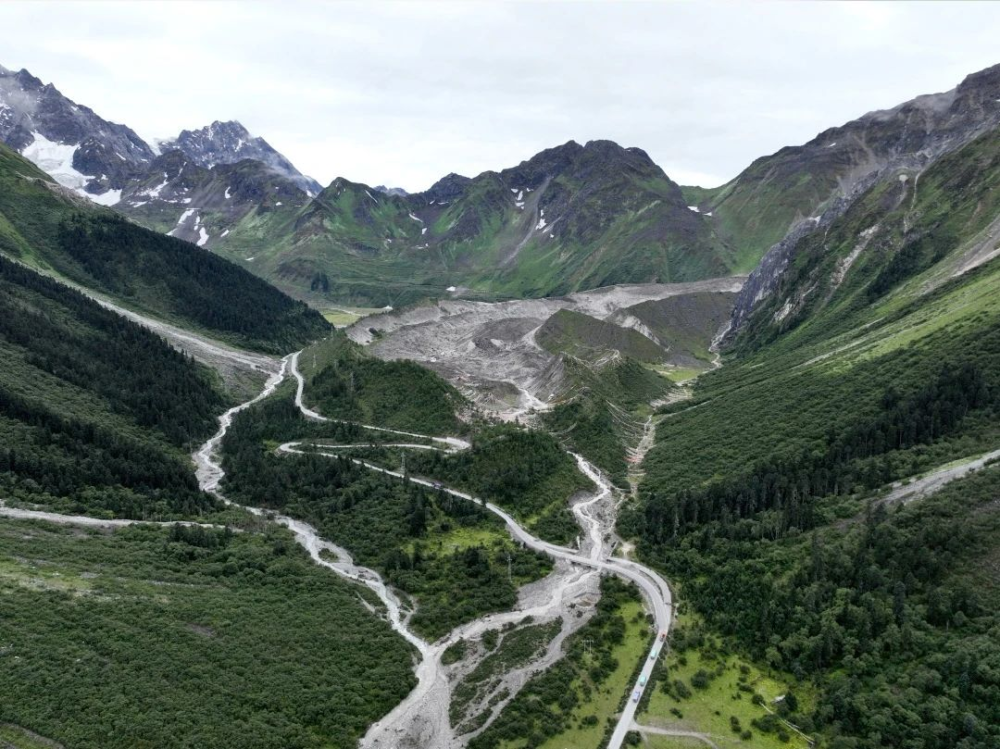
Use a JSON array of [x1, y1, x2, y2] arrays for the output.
[[157, 120, 321, 195], [0, 65, 154, 202]]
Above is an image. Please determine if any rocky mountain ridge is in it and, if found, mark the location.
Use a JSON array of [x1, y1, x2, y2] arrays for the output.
[[236, 138, 733, 305], [713, 63, 1000, 341], [156, 120, 321, 195], [0, 65, 155, 202], [0, 64, 318, 218]]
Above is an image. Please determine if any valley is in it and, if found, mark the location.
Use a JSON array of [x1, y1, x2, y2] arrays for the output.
[[3, 43, 1000, 749]]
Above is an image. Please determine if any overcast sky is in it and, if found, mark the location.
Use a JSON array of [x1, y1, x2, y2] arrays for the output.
[[4, 1, 1000, 191]]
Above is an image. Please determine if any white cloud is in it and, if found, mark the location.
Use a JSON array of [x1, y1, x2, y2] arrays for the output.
[[2, 1, 1000, 191]]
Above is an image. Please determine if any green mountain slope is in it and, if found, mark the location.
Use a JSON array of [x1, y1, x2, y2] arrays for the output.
[[734, 125, 1000, 355], [202, 140, 733, 306], [0, 253, 224, 518], [536, 308, 667, 364], [611, 290, 736, 368], [692, 64, 1000, 276], [0, 181, 422, 748], [0, 143, 328, 353], [624, 123, 1000, 749], [0, 520, 416, 749]]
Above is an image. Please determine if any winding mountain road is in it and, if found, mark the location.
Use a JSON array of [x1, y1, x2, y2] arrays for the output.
[[283, 351, 673, 748]]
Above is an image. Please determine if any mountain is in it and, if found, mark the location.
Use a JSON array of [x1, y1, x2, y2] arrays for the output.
[[732, 112, 1000, 356], [0, 142, 327, 352], [0, 161, 411, 749], [114, 148, 312, 252], [0, 64, 155, 203], [156, 120, 322, 195], [208, 139, 735, 306], [608, 290, 736, 368], [374, 185, 409, 197], [699, 63, 1000, 339], [626, 74, 1000, 748], [0, 64, 320, 246]]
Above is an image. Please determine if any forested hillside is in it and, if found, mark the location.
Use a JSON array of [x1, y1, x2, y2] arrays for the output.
[[301, 335, 468, 436], [220, 388, 551, 639], [0, 150, 418, 749], [0, 253, 223, 518], [0, 143, 328, 353], [406, 424, 594, 543], [0, 519, 416, 749]]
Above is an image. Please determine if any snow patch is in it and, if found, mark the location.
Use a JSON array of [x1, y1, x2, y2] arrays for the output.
[[197, 227, 209, 247], [446, 286, 457, 292], [90, 189, 122, 207], [225, 186, 232, 199], [536, 217, 548, 231], [421, 227, 427, 235], [143, 175, 170, 199], [21, 132, 120, 204], [408, 212, 423, 223], [22, 132, 89, 191], [364, 190, 379, 204], [221, 229, 230, 238], [167, 208, 197, 237], [687, 205, 700, 213]]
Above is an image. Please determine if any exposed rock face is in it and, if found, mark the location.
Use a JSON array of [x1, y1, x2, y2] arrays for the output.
[[157, 120, 321, 195], [723, 63, 1000, 342], [0, 66, 154, 200], [0, 64, 319, 224]]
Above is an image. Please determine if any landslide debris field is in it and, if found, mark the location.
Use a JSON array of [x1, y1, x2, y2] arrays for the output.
[[348, 278, 742, 416]]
